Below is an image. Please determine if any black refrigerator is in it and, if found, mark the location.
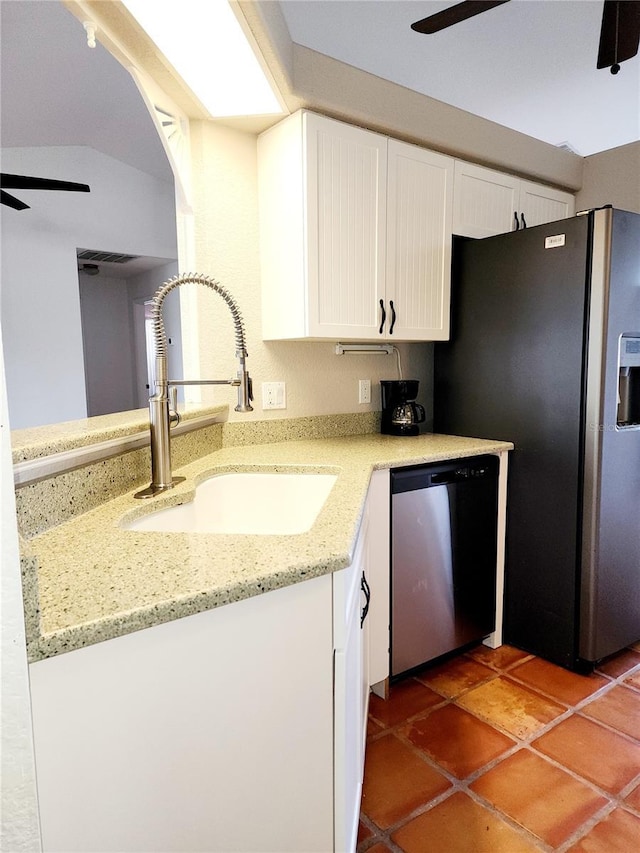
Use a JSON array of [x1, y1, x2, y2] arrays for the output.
[[434, 207, 640, 671]]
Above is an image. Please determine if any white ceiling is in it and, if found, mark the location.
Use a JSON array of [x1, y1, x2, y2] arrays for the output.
[[278, 0, 640, 156]]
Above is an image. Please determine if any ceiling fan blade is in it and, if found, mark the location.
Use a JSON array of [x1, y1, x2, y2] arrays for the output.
[[1, 190, 30, 211], [411, 0, 510, 35], [0, 173, 90, 193], [597, 0, 640, 69]]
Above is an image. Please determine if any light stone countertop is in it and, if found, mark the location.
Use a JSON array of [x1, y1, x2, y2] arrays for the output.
[[23, 432, 512, 662]]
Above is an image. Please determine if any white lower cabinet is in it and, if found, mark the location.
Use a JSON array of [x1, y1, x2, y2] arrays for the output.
[[27, 459, 508, 852], [29, 518, 373, 852]]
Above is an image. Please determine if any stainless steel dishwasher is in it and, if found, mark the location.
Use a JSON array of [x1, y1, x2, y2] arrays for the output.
[[390, 455, 499, 678]]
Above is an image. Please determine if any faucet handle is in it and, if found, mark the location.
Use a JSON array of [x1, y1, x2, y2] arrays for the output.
[[169, 385, 181, 427]]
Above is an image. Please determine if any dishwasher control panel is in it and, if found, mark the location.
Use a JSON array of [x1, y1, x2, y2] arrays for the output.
[[392, 456, 496, 492]]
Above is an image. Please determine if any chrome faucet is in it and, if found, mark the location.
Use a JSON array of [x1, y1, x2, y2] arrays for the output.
[[135, 273, 253, 499]]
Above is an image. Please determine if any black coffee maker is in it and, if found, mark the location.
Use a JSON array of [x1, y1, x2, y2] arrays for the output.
[[380, 380, 426, 436]]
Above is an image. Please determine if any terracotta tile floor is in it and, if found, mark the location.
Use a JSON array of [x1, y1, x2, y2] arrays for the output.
[[359, 644, 640, 852]]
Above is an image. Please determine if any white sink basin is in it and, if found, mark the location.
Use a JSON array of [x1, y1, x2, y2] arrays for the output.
[[124, 471, 338, 535]]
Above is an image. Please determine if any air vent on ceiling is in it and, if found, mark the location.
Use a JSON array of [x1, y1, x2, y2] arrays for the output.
[[555, 141, 582, 156], [77, 249, 139, 264]]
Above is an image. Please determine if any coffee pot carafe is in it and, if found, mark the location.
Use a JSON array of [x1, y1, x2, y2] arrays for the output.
[[381, 380, 426, 436]]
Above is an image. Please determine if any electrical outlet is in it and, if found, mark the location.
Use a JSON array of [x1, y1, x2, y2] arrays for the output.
[[262, 381, 286, 410], [358, 379, 371, 405]]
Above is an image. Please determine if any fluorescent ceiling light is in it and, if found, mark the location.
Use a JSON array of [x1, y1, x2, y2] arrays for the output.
[[121, 0, 284, 118]]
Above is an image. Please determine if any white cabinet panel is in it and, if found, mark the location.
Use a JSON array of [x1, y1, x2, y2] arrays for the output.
[[387, 141, 453, 341]]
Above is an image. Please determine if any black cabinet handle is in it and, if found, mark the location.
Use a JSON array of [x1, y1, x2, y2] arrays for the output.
[[379, 299, 386, 334], [361, 573, 371, 628], [520, 213, 527, 229], [514, 211, 519, 231], [389, 300, 396, 335]]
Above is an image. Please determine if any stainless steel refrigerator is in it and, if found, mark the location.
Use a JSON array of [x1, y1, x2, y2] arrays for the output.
[[434, 207, 640, 671]]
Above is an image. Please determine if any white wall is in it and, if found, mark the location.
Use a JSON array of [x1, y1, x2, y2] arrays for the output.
[[0, 146, 177, 429], [0, 333, 41, 852], [188, 120, 433, 424]]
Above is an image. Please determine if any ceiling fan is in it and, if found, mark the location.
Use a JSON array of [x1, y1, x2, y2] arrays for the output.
[[411, 0, 640, 74], [0, 173, 91, 211]]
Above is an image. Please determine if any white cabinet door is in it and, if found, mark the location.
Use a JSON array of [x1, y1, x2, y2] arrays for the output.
[[308, 113, 388, 339], [334, 595, 364, 853], [453, 160, 575, 237], [453, 160, 520, 238], [518, 179, 575, 227], [386, 141, 454, 341], [366, 469, 390, 691], [259, 110, 387, 341], [333, 506, 370, 853]]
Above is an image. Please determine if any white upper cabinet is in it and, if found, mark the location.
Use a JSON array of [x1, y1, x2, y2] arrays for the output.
[[453, 160, 575, 238], [258, 111, 453, 342]]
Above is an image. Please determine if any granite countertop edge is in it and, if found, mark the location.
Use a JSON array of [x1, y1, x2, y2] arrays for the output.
[[24, 433, 513, 663]]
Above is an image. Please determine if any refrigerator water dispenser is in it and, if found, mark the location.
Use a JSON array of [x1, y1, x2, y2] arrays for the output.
[[618, 335, 640, 427]]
